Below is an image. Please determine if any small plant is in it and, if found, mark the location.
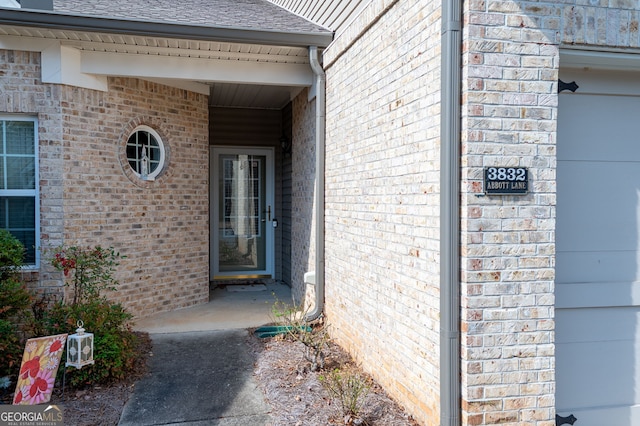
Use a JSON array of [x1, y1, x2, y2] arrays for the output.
[[319, 366, 371, 424], [271, 298, 330, 372], [49, 245, 123, 305]]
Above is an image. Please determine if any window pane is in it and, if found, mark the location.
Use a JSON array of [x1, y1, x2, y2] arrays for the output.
[[7, 156, 35, 189], [126, 130, 162, 176], [0, 197, 36, 264], [6, 121, 35, 155], [9, 230, 35, 264]]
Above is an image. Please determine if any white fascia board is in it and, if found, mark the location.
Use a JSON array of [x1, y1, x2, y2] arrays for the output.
[[80, 51, 314, 86], [42, 44, 108, 91]]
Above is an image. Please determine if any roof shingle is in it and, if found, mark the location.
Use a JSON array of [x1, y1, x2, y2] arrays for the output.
[[52, 0, 330, 34]]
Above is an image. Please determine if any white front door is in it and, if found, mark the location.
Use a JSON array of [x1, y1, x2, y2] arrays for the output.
[[557, 68, 640, 425], [210, 147, 275, 279]]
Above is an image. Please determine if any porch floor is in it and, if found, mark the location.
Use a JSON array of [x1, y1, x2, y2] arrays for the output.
[[132, 281, 292, 334]]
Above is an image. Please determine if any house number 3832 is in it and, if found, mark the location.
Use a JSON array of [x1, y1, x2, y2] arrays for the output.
[[485, 167, 526, 181], [483, 166, 529, 195]]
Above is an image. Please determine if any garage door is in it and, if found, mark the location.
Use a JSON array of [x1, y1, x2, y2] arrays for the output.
[[557, 68, 640, 425]]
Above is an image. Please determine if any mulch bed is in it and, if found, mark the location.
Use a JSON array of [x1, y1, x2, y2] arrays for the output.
[[3, 330, 419, 426]]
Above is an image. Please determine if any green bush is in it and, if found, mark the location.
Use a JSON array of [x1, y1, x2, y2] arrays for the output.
[[0, 319, 24, 378], [0, 230, 30, 379], [0, 229, 26, 282], [33, 244, 139, 388], [39, 299, 138, 387]]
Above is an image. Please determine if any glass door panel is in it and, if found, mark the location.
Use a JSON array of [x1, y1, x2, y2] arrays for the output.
[[211, 148, 274, 279]]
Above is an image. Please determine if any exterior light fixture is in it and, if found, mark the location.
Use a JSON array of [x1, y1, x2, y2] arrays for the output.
[[280, 135, 291, 156], [66, 320, 94, 369]]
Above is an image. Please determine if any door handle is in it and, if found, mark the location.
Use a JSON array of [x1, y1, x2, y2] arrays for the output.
[[262, 206, 271, 222]]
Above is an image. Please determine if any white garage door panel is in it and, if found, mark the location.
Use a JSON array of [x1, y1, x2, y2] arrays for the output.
[[558, 95, 640, 161], [556, 281, 640, 309], [557, 307, 640, 410], [556, 251, 640, 284], [557, 67, 640, 426], [556, 161, 640, 252], [556, 340, 636, 408], [566, 405, 640, 426], [556, 307, 640, 344]]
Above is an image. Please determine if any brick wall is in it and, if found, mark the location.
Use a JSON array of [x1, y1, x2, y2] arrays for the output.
[[460, 0, 558, 421], [59, 77, 210, 318], [322, 1, 442, 424], [460, 1, 640, 425], [0, 49, 65, 299], [291, 88, 317, 305], [0, 50, 210, 319]]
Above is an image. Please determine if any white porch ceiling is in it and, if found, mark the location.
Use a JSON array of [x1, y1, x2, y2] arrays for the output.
[[0, 24, 312, 109]]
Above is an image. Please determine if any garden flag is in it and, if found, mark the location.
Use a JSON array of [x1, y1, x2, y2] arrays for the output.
[[13, 334, 68, 405]]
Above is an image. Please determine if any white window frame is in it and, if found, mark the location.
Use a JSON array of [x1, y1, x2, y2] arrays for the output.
[[125, 125, 166, 181], [0, 115, 40, 267]]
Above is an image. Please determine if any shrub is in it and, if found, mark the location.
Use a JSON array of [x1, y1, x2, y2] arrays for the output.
[[39, 299, 137, 387], [0, 319, 24, 379], [49, 245, 122, 305], [37, 244, 139, 387], [319, 367, 371, 423], [0, 229, 26, 282], [0, 230, 31, 379], [271, 298, 330, 372]]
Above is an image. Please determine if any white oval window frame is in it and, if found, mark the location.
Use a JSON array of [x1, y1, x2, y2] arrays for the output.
[[125, 125, 166, 181]]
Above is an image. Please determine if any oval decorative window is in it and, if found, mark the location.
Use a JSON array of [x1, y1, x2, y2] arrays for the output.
[[125, 125, 165, 180]]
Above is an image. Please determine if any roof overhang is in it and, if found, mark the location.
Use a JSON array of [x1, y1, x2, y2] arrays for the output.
[[0, 7, 333, 48], [0, 7, 332, 109]]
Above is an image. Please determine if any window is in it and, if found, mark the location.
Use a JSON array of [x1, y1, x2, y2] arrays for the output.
[[125, 126, 165, 180], [0, 117, 38, 265]]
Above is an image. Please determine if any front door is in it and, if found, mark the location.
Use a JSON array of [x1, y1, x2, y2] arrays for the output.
[[211, 147, 275, 280]]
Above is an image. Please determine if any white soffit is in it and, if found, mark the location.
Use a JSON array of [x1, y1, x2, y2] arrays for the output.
[[0, 24, 312, 105], [0, 25, 309, 62]]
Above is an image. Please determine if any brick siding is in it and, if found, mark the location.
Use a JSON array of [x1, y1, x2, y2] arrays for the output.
[[460, 1, 640, 425], [305, 0, 640, 424], [291, 88, 317, 305], [322, 1, 442, 424], [1, 50, 210, 318], [0, 49, 65, 298], [461, 0, 559, 421]]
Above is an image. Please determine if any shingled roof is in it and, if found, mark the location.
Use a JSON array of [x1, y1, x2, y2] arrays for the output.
[[51, 0, 329, 34]]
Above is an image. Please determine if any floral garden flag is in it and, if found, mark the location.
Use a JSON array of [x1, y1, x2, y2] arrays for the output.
[[13, 334, 68, 405]]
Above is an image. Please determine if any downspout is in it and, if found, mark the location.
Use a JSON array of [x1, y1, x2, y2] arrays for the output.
[[440, 0, 462, 426], [305, 45, 326, 321]]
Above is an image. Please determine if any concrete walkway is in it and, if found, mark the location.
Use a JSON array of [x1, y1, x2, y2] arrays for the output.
[[119, 282, 292, 425], [118, 330, 271, 426]]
